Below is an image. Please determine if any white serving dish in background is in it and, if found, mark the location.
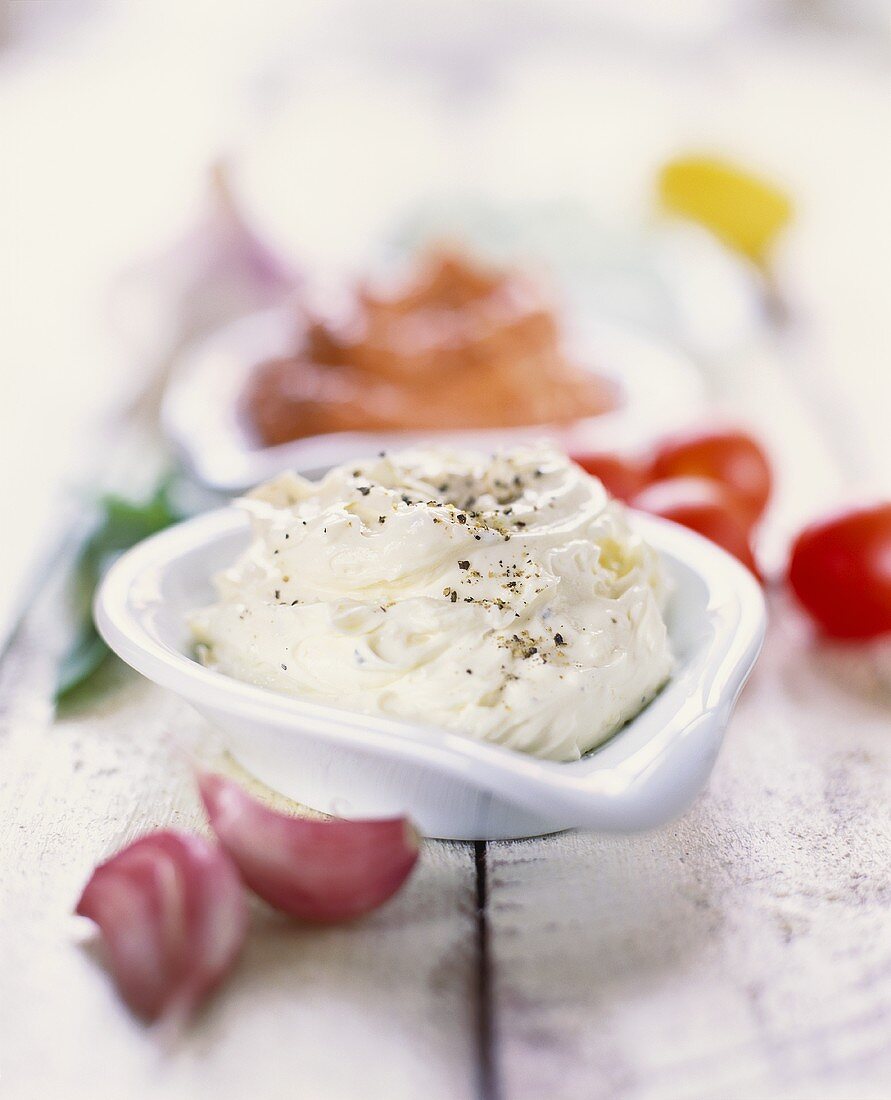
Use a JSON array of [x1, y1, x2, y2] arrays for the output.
[[161, 306, 704, 492], [95, 507, 764, 841]]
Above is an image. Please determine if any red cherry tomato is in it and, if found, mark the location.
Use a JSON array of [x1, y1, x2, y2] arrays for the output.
[[571, 451, 649, 501], [649, 428, 772, 525], [788, 503, 891, 639], [631, 477, 760, 577]]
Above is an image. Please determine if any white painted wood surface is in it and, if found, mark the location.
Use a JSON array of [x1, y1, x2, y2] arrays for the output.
[[482, 334, 891, 1100], [0, 584, 481, 1100], [489, 594, 891, 1100], [2, 335, 890, 1100]]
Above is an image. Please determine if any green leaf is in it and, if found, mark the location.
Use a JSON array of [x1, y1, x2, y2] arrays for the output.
[[54, 624, 110, 704], [54, 472, 185, 705]]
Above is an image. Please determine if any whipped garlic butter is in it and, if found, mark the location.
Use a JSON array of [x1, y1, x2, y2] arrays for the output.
[[190, 446, 672, 761]]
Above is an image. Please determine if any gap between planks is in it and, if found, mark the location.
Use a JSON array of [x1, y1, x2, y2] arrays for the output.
[[473, 840, 502, 1100]]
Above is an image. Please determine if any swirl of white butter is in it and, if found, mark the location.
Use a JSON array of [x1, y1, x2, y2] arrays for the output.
[[190, 445, 672, 761]]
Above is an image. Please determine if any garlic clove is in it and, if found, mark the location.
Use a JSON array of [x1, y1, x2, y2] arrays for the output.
[[198, 772, 420, 923], [76, 830, 248, 1023]]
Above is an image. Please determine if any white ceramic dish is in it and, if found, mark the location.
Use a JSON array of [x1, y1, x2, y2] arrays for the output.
[[95, 508, 764, 841], [161, 307, 703, 492]]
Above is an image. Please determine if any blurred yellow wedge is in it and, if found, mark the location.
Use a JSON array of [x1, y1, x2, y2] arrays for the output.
[[658, 155, 792, 266]]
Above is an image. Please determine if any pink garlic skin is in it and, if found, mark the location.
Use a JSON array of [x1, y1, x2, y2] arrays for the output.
[[199, 773, 421, 923], [180, 163, 298, 330], [75, 830, 249, 1023], [111, 162, 298, 360]]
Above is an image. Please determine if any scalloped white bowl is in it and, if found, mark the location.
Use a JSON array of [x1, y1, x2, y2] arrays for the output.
[[95, 508, 764, 841]]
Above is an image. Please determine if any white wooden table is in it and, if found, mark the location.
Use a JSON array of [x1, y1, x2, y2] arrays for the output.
[[3, 8, 891, 1099], [2, 335, 890, 1100]]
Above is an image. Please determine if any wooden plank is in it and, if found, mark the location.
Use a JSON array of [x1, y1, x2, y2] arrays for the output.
[[486, 595, 891, 1100], [0, 577, 482, 1100], [484, 339, 891, 1100]]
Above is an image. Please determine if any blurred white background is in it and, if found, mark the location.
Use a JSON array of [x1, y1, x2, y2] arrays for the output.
[[3, 0, 891, 632]]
